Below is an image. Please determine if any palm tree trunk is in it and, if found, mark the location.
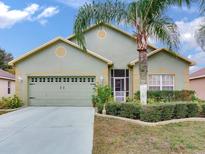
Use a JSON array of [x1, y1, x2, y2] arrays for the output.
[[138, 49, 148, 104]]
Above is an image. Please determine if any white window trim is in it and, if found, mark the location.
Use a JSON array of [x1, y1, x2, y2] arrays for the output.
[[149, 74, 175, 91]]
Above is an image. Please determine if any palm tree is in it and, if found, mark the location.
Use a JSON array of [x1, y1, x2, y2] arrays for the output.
[[196, 0, 205, 51], [73, 0, 189, 104]]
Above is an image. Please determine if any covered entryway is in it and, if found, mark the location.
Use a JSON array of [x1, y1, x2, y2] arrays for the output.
[[29, 76, 95, 106]]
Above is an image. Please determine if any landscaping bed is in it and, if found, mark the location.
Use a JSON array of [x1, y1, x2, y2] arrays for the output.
[[94, 88, 205, 122], [0, 95, 23, 110], [93, 116, 205, 154], [97, 102, 205, 122]]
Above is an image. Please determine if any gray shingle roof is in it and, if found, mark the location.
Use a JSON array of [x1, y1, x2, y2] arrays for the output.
[[190, 68, 205, 79], [0, 69, 15, 80]]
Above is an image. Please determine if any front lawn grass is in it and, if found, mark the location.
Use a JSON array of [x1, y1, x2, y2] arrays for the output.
[[93, 116, 205, 154]]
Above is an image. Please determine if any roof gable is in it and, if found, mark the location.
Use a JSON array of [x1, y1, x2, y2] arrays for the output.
[[9, 37, 112, 66], [67, 23, 157, 51], [129, 48, 195, 66]]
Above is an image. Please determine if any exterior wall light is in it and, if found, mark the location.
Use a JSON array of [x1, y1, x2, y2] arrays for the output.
[[18, 76, 23, 83], [100, 76, 104, 85]]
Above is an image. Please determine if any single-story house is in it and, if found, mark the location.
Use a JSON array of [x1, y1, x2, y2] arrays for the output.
[[190, 68, 205, 100], [0, 69, 15, 98], [9, 23, 194, 106]]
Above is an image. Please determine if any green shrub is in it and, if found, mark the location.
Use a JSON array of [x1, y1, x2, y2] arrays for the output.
[[92, 85, 112, 106], [119, 103, 141, 119], [201, 104, 205, 116], [160, 104, 175, 120], [105, 101, 201, 122], [96, 103, 103, 114], [106, 102, 140, 119], [106, 103, 121, 116], [140, 105, 161, 122], [134, 90, 195, 103], [186, 103, 199, 117], [0, 98, 7, 109], [139, 102, 199, 122], [174, 102, 188, 119], [0, 95, 22, 109]]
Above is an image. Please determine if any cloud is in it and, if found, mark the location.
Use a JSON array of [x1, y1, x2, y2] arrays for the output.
[[57, 0, 91, 8], [0, 2, 39, 28], [37, 7, 59, 19], [0, 1, 59, 28], [175, 17, 205, 50], [190, 65, 200, 73], [36, 7, 59, 25], [175, 17, 205, 73]]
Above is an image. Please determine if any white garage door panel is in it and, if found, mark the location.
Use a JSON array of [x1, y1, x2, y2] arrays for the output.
[[29, 76, 95, 106]]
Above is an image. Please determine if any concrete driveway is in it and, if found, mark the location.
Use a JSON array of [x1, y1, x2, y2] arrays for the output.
[[0, 107, 94, 154]]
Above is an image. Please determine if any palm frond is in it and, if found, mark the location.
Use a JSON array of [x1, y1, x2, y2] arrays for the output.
[[74, 0, 127, 49], [200, 0, 205, 13], [196, 25, 205, 51], [148, 15, 180, 50]]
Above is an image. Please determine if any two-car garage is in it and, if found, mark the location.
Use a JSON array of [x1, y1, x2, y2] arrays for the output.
[[29, 76, 95, 106], [10, 38, 112, 107]]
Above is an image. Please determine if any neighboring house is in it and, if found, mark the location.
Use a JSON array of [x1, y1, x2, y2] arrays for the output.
[[0, 69, 15, 98], [190, 68, 205, 100], [9, 23, 194, 106]]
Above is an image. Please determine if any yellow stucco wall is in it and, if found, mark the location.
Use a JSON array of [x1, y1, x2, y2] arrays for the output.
[[14, 41, 109, 106], [133, 51, 191, 94]]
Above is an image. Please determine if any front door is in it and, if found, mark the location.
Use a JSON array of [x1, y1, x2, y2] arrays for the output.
[[114, 78, 126, 102]]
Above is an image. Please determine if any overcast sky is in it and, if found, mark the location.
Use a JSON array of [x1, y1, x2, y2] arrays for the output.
[[0, 0, 204, 73]]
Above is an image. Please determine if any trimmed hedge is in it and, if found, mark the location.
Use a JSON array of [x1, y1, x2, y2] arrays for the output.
[[186, 102, 199, 117], [140, 105, 161, 122], [201, 104, 205, 116], [134, 90, 195, 102], [140, 102, 200, 122], [174, 103, 188, 119], [106, 102, 141, 119], [160, 104, 175, 120], [101, 102, 201, 122]]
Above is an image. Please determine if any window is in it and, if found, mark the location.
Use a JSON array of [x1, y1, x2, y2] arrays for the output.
[[8, 81, 11, 94], [149, 74, 174, 91]]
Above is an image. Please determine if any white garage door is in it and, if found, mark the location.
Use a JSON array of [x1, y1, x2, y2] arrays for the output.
[[29, 76, 95, 106]]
